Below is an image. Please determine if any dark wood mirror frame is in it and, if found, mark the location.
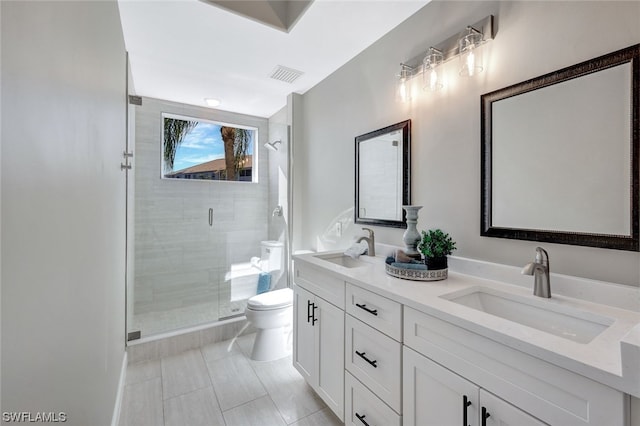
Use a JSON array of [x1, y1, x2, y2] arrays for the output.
[[355, 120, 411, 229], [481, 44, 639, 251]]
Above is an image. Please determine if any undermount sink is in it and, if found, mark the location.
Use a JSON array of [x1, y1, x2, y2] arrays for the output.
[[314, 253, 368, 268], [442, 287, 614, 344]]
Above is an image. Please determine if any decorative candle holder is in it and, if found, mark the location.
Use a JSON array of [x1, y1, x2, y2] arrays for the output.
[[402, 205, 423, 259]]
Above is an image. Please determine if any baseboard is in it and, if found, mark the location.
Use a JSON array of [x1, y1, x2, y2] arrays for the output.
[[111, 351, 128, 426]]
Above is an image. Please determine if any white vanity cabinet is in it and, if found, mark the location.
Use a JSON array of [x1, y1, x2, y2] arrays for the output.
[[344, 283, 403, 423], [293, 264, 345, 421], [404, 306, 627, 426], [480, 389, 549, 426], [404, 346, 547, 426], [293, 253, 636, 426]]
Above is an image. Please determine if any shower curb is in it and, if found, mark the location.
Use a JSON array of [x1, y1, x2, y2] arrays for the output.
[[126, 317, 255, 363]]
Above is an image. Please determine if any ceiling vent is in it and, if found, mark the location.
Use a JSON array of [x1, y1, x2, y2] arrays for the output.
[[270, 65, 304, 84]]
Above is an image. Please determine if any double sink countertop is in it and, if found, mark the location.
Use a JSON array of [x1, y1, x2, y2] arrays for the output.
[[293, 250, 640, 398]]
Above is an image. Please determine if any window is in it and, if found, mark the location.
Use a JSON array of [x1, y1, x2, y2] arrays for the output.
[[162, 114, 257, 182]]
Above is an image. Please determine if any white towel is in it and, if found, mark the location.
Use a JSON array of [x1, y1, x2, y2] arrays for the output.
[[250, 256, 262, 269], [344, 241, 369, 259]]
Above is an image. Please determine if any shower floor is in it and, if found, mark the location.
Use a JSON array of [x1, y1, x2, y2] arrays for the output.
[[131, 298, 249, 338], [131, 262, 264, 338]]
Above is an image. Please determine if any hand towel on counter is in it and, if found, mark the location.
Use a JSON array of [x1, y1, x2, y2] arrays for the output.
[[344, 240, 369, 259]]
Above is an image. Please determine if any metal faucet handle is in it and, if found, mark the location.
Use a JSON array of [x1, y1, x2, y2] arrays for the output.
[[361, 227, 374, 238], [534, 247, 549, 266]]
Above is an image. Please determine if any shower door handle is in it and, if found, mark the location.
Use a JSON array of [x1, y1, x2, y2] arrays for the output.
[[208, 208, 213, 227]]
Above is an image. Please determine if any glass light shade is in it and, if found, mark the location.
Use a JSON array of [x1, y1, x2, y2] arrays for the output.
[[396, 64, 413, 102], [459, 27, 484, 77], [422, 48, 444, 91]]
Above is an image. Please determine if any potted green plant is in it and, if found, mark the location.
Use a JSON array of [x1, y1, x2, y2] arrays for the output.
[[417, 229, 457, 270]]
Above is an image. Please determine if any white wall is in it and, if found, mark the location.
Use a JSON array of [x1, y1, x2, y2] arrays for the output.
[[0, 0, 2, 411], [1, 2, 127, 424], [0, 0, 3, 412], [296, 1, 640, 287]]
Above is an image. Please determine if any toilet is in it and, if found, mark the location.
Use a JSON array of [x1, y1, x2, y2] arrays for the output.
[[245, 240, 292, 361], [245, 287, 293, 361]]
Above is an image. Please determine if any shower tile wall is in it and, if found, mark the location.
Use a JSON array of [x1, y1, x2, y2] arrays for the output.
[[267, 106, 289, 290], [133, 97, 270, 336]]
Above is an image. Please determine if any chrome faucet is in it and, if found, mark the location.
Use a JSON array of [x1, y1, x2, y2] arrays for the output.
[[521, 247, 551, 298], [356, 228, 376, 257]]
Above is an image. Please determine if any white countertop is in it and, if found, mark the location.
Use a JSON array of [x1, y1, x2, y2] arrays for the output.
[[293, 251, 640, 398]]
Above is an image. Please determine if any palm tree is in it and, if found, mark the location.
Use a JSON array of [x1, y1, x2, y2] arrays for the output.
[[220, 126, 251, 181], [164, 117, 198, 171]]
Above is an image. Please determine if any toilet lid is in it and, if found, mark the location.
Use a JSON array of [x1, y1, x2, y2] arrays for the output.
[[247, 288, 293, 311]]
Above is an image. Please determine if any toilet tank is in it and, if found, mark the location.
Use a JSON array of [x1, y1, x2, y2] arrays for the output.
[[261, 240, 283, 272]]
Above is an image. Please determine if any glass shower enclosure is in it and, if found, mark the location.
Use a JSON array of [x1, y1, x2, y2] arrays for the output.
[[128, 98, 288, 339]]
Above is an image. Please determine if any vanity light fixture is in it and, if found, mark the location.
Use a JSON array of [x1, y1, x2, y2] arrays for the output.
[[394, 15, 493, 101], [458, 26, 485, 77], [423, 47, 444, 91], [396, 63, 414, 103]]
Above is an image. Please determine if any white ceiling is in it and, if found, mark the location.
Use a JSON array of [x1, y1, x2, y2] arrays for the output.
[[118, 0, 428, 118]]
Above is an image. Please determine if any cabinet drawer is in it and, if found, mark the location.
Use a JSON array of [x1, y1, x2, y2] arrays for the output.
[[294, 262, 345, 309], [345, 372, 401, 426], [346, 315, 402, 412], [346, 283, 402, 341]]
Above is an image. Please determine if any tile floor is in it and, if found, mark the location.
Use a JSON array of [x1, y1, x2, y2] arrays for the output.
[[119, 333, 343, 426]]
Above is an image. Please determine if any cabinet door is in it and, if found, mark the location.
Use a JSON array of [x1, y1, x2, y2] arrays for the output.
[[293, 285, 316, 384], [480, 390, 548, 426], [316, 296, 345, 421], [403, 346, 479, 426]]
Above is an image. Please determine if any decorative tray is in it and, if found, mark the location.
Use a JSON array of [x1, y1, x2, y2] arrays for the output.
[[385, 263, 448, 281]]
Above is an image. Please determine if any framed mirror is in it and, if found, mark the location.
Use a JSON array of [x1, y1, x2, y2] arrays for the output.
[[355, 120, 411, 228], [481, 44, 639, 251]]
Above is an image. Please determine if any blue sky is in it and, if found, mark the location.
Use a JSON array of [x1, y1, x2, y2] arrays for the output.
[[172, 122, 225, 171]]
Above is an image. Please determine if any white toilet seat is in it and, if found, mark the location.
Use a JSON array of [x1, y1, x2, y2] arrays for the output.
[[247, 288, 293, 311]]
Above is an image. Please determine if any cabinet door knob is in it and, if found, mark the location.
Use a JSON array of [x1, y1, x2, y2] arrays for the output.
[[355, 350, 378, 368], [482, 407, 491, 426], [355, 413, 371, 426], [463, 395, 472, 426], [355, 303, 378, 316]]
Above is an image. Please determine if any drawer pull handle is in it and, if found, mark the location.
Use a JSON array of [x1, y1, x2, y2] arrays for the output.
[[312, 303, 318, 325], [355, 413, 370, 426], [463, 395, 472, 426], [482, 407, 491, 426], [355, 303, 378, 316], [306, 300, 313, 323], [355, 350, 377, 368]]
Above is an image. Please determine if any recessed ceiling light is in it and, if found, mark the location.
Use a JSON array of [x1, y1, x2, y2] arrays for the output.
[[205, 98, 221, 107]]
